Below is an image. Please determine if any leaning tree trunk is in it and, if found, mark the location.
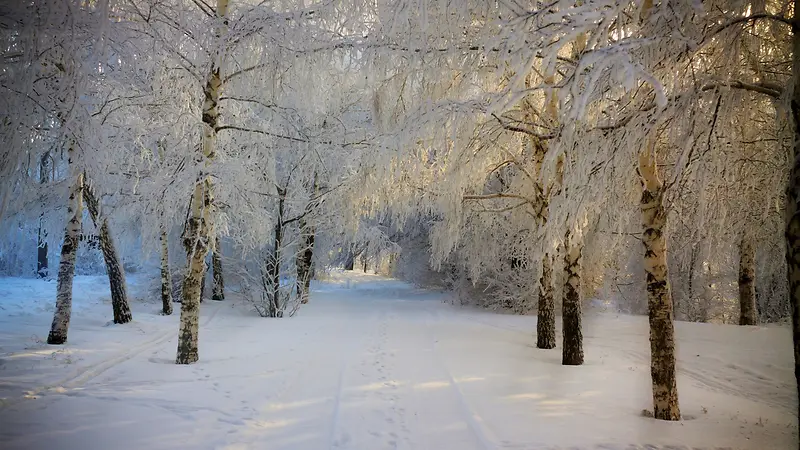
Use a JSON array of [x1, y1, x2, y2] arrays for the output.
[[211, 235, 224, 300], [47, 172, 84, 345], [786, 4, 800, 441], [296, 218, 315, 304], [176, 0, 228, 365], [83, 180, 132, 324], [739, 234, 757, 325], [562, 232, 584, 365], [537, 253, 556, 349], [160, 223, 173, 315], [639, 134, 680, 421]]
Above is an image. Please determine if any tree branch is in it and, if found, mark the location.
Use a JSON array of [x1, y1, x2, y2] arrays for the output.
[[491, 113, 557, 139], [700, 80, 783, 98], [463, 192, 535, 203], [215, 125, 308, 143], [706, 13, 792, 41]]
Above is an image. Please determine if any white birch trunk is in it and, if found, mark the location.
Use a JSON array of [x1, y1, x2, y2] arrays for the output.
[[47, 171, 84, 345], [176, 0, 228, 364], [160, 222, 173, 315], [639, 133, 680, 421]]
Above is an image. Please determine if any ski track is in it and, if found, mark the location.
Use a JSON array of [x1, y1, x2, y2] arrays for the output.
[[327, 309, 373, 450], [426, 308, 497, 450], [589, 343, 795, 414], [461, 313, 795, 415], [0, 301, 226, 409]]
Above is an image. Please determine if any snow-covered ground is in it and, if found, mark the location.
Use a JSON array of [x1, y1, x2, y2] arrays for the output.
[[0, 271, 795, 449]]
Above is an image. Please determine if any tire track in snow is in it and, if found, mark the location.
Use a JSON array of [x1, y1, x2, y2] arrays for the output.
[[426, 307, 499, 450], [0, 301, 227, 409]]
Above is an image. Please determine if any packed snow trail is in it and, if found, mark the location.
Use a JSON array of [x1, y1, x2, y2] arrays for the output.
[[0, 272, 795, 449]]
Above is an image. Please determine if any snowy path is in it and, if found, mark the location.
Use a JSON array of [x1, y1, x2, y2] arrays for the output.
[[0, 272, 795, 449]]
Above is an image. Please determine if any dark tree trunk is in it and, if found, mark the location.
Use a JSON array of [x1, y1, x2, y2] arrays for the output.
[[537, 253, 556, 349], [37, 151, 50, 278], [344, 248, 355, 270], [270, 229, 281, 317], [83, 180, 132, 324], [160, 224, 173, 315], [739, 234, 757, 325], [48, 172, 83, 345], [296, 218, 315, 304], [562, 232, 584, 365], [212, 235, 225, 300], [268, 187, 286, 318], [684, 245, 700, 320]]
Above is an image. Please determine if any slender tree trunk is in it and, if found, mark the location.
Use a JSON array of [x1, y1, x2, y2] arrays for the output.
[[296, 218, 315, 304], [160, 223, 173, 315], [176, 0, 228, 365], [83, 180, 132, 325], [269, 188, 286, 318], [562, 232, 584, 365], [786, 4, 800, 441], [211, 236, 225, 300], [362, 253, 368, 273], [37, 222, 48, 278], [37, 152, 50, 278], [684, 245, 700, 320], [739, 234, 757, 325], [537, 253, 556, 349], [47, 172, 83, 345], [270, 225, 282, 317], [639, 133, 680, 421], [344, 246, 355, 270]]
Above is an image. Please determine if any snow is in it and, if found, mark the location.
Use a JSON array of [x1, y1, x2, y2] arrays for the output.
[[0, 271, 795, 449]]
